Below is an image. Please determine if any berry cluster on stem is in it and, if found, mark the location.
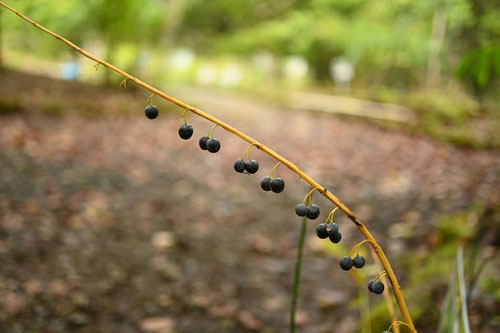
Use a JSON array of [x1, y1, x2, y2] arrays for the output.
[[295, 188, 323, 220], [340, 240, 373, 271], [261, 162, 285, 193], [368, 271, 387, 295], [234, 144, 259, 174], [0, 3, 417, 331]]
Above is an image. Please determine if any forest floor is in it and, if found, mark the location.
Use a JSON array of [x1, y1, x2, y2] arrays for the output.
[[0, 69, 499, 333]]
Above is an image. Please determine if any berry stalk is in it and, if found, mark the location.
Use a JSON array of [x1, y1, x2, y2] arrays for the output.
[[0, 2, 416, 331]]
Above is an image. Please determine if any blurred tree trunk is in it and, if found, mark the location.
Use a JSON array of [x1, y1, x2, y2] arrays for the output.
[[426, 6, 447, 87]]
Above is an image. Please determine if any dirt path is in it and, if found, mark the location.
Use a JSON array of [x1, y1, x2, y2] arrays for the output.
[[0, 69, 499, 332]]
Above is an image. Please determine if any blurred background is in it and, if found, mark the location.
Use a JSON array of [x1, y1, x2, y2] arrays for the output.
[[0, 0, 499, 332]]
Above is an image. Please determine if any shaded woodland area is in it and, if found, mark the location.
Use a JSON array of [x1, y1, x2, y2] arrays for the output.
[[0, 1, 499, 332]]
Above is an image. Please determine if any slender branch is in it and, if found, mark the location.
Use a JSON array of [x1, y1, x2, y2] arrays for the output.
[[0, 2, 416, 331]]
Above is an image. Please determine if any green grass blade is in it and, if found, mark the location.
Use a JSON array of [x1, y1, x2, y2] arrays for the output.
[[457, 247, 471, 333], [437, 263, 457, 333], [290, 217, 307, 333]]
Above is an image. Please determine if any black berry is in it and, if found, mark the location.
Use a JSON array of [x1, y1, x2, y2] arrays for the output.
[[329, 231, 342, 244], [145, 105, 158, 119], [306, 204, 320, 220], [178, 124, 194, 140], [368, 280, 375, 292], [327, 223, 339, 236], [234, 160, 245, 173], [371, 280, 384, 294], [270, 178, 285, 193], [245, 160, 259, 174], [295, 204, 308, 217], [199, 136, 209, 150], [315, 224, 329, 239], [207, 138, 221, 153], [340, 256, 353, 271], [353, 255, 366, 269], [260, 176, 271, 191]]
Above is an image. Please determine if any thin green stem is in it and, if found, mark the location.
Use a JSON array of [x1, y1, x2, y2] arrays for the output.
[[290, 216, 307, 333], [350, 239, 374, 257], [241, 144, 256, 161], [181, 109, 189, 124], [207, 124, 218, 137], [146, 93, 154, 105], [377, 271, 388, 281], [269, 161, 281, 177], [325, 207, 339, 224], [302, 187, 321, 205]]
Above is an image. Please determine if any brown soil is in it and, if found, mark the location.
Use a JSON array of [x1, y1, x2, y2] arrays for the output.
[[1, 69, 499, 332]]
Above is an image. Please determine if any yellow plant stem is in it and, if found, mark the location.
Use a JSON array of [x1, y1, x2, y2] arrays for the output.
[[241, 143, 257, 161], [388, 320, 412, 332], [146, 93, 154, 105], [302, 187, 322, 205], [377, 271, 388, 281], [0, 2, 416, 331], [268, 161, 281, 178], [350, 239, 375, 257], [207, 124, 218, 138], [325, 207, 339, 224], [181, 109, 190, 124]]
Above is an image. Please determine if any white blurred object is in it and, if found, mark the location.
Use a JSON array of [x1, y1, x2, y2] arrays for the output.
[[196, 64, 218, 86], [168, 48, 195, 71], [219, 64, 243, 87], [252, 51, 275, 74], [330, 57, 354, 93], [283, 56, 308, 81]]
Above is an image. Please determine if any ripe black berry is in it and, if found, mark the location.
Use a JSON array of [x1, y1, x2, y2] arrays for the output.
[[207, 138, 221, 153], [353, 255, 366, 269], [329, 231, 342, 244], [199, 136, 209, 150], [245, 160, 259, 174], [368, 280, 375, 292], [371, 280, 384, 294], [234, 160, 245, 173], [315, 224, 329, 239], [260, 176, 271, 191], [340, 256, 353, 270], [178, 124, 193, 140], [295, 204, 308, 217], [306, 204, 320, 220], [327, 223, 339, 236], [145, 105, 158, 119], [270, 178, 285, 193]]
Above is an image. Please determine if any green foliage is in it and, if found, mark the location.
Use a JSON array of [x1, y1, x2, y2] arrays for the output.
[[0, 97, 23, 115], [40, 97, 64, 117], [457, 46, 500, 89], [2, 0, 498, 150], [4, 0, 497, 89]]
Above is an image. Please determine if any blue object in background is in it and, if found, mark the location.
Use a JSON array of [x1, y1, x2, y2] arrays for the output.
[[61, 61, 79, 80]]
